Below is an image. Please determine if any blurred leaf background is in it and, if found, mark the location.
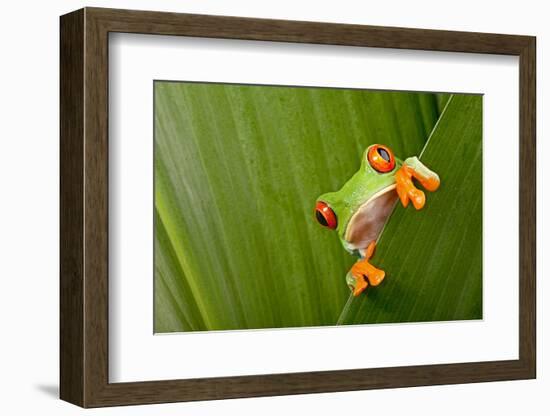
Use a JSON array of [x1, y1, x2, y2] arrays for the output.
[[154, 81, 480, 332]]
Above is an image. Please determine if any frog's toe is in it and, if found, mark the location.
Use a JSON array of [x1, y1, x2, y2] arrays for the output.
[[366, 268, 385, 286], [396, 166, 426, 210], [349, 265, 368, 296], [408, 187, 426, 210], [352, 275, 368, 297]]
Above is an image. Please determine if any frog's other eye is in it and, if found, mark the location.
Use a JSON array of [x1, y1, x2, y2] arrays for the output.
[[367, 144, 396, 173], [315, 201, 337, 230]]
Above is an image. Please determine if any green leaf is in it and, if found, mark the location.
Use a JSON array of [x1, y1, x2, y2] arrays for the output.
[[154, 81, 448, 332], [337, 94, 482, 325]]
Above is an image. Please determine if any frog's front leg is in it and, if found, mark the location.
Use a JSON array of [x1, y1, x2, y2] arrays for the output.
[[395, 156, 440, 210], [349, 241, 385, 296]]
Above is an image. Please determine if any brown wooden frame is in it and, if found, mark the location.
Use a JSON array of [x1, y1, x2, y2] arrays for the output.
[[60, 7, 536, 408]]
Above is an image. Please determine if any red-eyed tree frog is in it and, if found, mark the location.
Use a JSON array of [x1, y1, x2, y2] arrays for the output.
[[315, 144, 440, 296]]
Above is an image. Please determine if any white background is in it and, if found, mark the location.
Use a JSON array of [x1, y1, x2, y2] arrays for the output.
[[110, 34, 519, 382], [0, 0, 546, 414]]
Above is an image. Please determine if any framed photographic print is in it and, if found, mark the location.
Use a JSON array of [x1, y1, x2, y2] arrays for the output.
[[60, 7, 536, 408]]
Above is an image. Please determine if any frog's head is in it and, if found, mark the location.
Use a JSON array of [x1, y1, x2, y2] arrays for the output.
[[315, 144, 402, 256]]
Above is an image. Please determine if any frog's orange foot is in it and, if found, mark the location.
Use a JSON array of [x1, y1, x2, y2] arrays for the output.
[[395, 158, 440, 210], [349, 241, 385, 296], [351, 273, 368, 297]]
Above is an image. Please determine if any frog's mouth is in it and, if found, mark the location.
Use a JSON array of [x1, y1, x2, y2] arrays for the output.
[[344, 184, 398, 254]]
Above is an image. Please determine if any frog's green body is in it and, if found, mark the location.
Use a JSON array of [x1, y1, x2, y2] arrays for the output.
[[315, 144, 440, 296], [318, 152, 403, 257]]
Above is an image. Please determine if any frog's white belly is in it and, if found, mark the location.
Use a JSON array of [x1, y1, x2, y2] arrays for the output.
[[343, 184, 398, 256]]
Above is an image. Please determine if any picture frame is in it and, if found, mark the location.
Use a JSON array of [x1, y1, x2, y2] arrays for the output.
[[60, 7, 536, 408]]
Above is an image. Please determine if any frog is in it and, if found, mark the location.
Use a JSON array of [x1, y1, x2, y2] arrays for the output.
[[314, 144, 440, 296]]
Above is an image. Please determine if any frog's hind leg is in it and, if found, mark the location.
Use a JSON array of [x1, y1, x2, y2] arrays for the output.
[[349, 241, 385, 296]]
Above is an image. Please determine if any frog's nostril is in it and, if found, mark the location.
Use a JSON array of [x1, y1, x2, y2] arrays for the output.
[[315, 201, 337, 230]]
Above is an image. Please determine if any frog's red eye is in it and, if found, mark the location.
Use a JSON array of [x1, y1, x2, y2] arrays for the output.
[[367, 144, 396, 173], [315, 201, 337, 230]]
